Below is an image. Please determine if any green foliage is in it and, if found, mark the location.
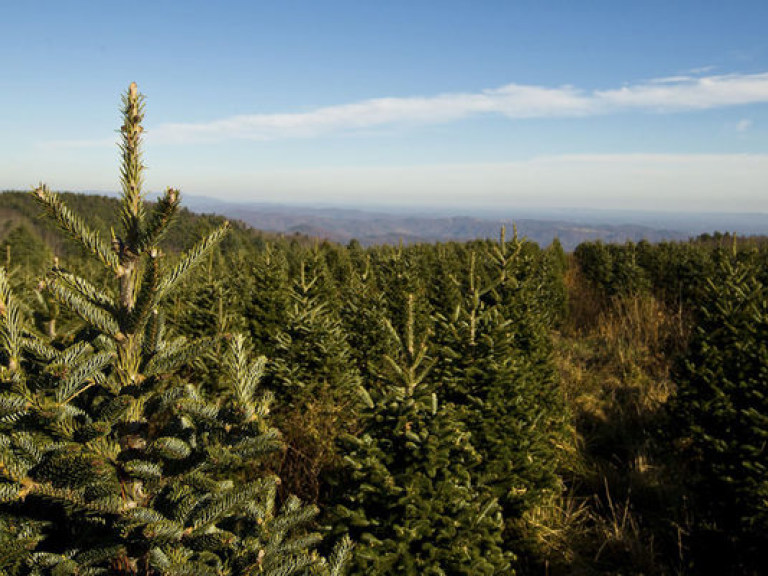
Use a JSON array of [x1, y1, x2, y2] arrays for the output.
[[333, 296, 513, 574], [573, 240, 650, 299], [432, 235, 568, 562], [0, 84, 349, 576], [0, 225, 52, 279], [670, 251, 768, 570], [242, 244, 291, 358], [269, 255, 359, 404], [267, 254, 362, 503], [337, 256, 392, 384]]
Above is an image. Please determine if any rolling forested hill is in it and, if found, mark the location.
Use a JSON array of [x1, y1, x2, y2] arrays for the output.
[[0, 190, 279, 263]]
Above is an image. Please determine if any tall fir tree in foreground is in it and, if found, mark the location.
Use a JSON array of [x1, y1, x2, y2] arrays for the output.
[[0, 83, 349, 575]]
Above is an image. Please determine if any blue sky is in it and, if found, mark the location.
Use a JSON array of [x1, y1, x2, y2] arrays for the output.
[[2, 0, 767, 212]]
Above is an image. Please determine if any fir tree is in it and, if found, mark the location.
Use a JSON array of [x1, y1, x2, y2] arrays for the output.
[[670, 250, 768, 571], [0, 224, 52, 281], [242, 243, 291, 359], [269, 255, 360, 406], [422, 243, 464, 319], [168, 263, 248, 394], [267, 256, 362, 503], [334, 295, 513, 575], [337, 255, 392, 384], [0, 83, 350, 575], [433, 241, 567, 539]]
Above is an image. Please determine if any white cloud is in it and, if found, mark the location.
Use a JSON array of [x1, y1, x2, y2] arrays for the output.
[[736, 118, 753, 132], [143, 72, 768, 143], [152, 84, 594, 143], [647, 76, 695, 84], [595, 73, 768, 111], [40, 72, 768, 148]]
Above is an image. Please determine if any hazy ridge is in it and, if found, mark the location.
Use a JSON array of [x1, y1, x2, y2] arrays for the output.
[[180, 195, 768, 249]]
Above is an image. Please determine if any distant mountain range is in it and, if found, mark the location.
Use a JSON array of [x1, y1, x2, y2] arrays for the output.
[[177, 196, 768, 250], [54, 191, 767, 250]]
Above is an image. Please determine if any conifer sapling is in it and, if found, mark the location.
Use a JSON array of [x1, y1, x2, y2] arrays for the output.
[[0, 83, 350, 575]]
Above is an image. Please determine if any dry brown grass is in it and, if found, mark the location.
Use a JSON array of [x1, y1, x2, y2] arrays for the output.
[[521, 488, 592, 572], [595, 292, 687, 381], [563, 262, 606, 336], [537, 260, 694, 574], [274, 386, 359, 504], [521, 479, 668, 575], [591, 479, 659, 574]]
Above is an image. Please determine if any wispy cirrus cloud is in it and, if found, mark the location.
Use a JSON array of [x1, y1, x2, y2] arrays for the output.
[[153, 83, 594, 143], [47, 72, 768, 146], [595, 73, 768, 111]]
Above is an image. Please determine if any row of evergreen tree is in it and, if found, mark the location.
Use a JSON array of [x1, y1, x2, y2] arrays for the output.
[[166, 217, 574, 573], [0, 84, 570, 575]]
